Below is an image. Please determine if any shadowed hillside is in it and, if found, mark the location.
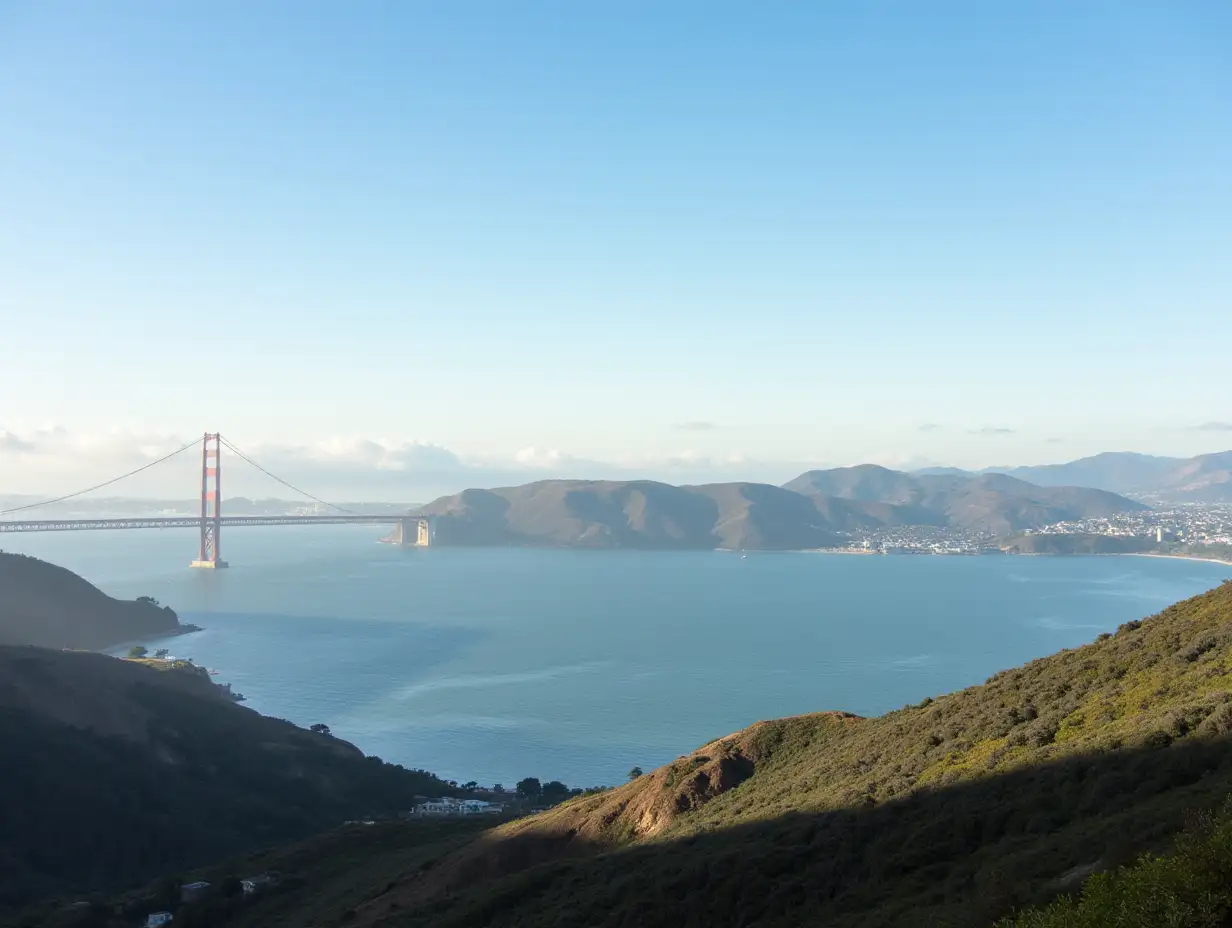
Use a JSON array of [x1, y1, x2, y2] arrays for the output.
[[413, 470, 1143, 548], [0, 646, 453, 911], [0, 552, 182, 650]]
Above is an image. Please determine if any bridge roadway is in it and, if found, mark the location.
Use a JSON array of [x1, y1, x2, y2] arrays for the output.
[[0, 515, 419, 533]]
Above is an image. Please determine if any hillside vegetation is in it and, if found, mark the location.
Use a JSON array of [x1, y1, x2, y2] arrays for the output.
[[1000, 801, 1232, 927], [414, 467, 1142, 549], [0, 646, 452, 911], [0, 552, 182, 649]]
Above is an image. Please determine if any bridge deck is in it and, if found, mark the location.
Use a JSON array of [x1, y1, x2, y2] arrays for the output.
[[0, 515, 428, 533]]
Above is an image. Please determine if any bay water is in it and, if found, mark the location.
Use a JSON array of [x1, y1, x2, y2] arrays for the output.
[[5, 526, 1228, 787]]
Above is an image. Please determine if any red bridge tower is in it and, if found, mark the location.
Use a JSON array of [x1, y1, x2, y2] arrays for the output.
[[190, 432, 228, 568]]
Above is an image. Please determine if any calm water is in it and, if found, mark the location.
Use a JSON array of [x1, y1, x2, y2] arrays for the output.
[[5, 526, 1229, 787]]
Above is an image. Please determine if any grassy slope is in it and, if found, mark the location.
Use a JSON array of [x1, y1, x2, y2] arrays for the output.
[[1000, 802, 1232, 927], [0, 647, 452, 911]]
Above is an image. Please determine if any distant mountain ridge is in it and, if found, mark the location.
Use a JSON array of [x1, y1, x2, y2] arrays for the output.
[[915, 450, 1232, 502], [412, 467, 1144, 548]]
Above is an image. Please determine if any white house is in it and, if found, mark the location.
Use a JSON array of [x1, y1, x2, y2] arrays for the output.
[[412, 798, 504, 816]]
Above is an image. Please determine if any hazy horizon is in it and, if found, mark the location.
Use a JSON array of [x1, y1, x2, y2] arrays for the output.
[[3, 3, 1230, 502], [1, 432, 1229, 503]]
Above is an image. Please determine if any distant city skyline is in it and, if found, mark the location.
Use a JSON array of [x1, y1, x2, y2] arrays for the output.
[[2, 3, 1230, 499]]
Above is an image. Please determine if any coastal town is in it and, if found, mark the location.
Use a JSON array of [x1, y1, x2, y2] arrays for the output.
[[830, 503, 1232, 558]]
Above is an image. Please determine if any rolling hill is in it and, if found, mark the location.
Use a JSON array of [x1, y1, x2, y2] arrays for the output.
[[928, 450, 1232, 502], [784, 465, 1146, 534], [0, 552, 184, 649], [412, 469, 1144, 548]]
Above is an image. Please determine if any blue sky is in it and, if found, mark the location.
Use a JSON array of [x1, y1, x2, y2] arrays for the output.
[[1, 2, 1230, 498]]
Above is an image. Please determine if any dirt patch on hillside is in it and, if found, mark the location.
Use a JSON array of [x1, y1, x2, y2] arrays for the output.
[[354, 711, 864, 923]]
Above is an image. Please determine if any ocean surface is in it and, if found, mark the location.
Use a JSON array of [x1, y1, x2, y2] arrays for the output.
[[6, 526, 1229, 787]]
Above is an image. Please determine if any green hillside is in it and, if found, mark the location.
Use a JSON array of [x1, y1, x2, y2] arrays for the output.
[[1001, 801, 1232, 927]]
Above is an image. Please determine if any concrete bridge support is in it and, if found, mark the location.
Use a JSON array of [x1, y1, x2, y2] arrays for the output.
[[389, 517, 433, 547]]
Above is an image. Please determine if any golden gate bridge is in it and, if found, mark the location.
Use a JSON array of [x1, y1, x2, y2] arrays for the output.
[[0, 432, 432, 568]]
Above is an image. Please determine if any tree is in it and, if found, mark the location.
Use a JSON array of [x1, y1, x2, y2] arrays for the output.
[[493, 783, 504, 794], [628, 766, 644, 780], [136, 595, 161, 607], [516, 777, 541, 799], [541, 780, 570, 803], [309, 723, 331, 735], [154, 649, 170, 660], [127, 645, 148, 658], [461, 781, 478, 791]]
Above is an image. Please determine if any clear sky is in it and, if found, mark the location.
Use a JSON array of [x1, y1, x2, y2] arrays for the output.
[[1, 1, 1230, 499]]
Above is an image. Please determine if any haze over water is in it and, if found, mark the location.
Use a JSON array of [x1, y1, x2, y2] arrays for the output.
[[6, 526, 1228, 786]]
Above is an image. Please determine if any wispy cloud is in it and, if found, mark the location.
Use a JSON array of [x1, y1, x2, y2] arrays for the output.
[[673, 421, 718, 432], [969, 426, 1016, 436], [1046, 437, 1065, 444], [918, 423, 943, 433], [1194, 421, 1232, 432]]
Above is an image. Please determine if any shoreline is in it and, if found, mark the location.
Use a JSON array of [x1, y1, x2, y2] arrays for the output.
[[801, 548, 1231, 567], [98, 622, 203, 656], [1120, 552, 1232, 568]]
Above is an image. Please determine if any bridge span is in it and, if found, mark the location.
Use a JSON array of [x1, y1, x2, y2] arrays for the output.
[[0, 432, 432, 567]]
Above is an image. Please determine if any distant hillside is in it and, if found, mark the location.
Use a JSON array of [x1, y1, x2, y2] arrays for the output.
[[783, 465, 1144, 535], [0, 646, 452, 911], [414, 480, 839, 550], [101, 580, 1232, 928], [981, 450, 1232, 502], [411, 470, 1143, 548], [0, 552, 182, 649]]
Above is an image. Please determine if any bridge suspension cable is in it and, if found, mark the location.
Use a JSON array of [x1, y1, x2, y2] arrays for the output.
[[218, 435, 358, 515], [0, 436, 205, 516]]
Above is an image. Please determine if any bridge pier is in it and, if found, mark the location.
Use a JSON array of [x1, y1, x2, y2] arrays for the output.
[[386, 517, 433, 547]]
